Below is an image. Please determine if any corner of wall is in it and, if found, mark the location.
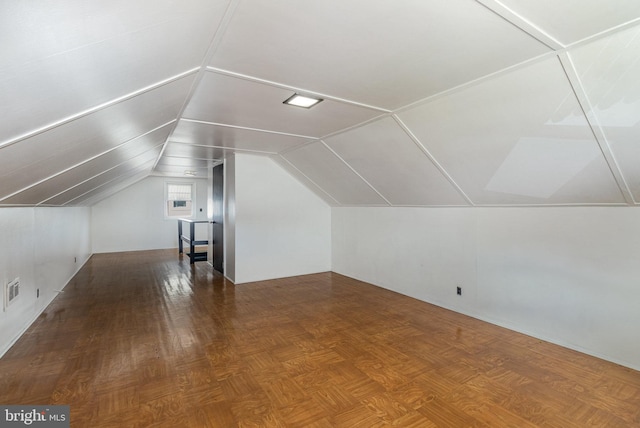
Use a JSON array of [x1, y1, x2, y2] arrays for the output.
[[0, 206, 92, 359]]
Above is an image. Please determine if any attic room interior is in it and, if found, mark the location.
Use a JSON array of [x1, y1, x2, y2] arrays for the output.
[[2, 0, 640, 426]]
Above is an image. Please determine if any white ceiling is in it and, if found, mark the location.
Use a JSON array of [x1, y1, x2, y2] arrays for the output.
[[2, 0, 640, 207]]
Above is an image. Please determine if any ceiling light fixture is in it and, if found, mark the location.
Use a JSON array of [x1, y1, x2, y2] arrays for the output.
[[183, 170, 197, 176], [283, 93, 323, 109]]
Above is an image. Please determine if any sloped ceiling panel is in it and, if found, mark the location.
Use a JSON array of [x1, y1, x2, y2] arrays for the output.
[[324, 117, 469, 206], [283, 142, 388, 205], [152, 141, 229, 178], [271, 156, 340, 206], [43, 148, 162, 206], [162, 143, 228, 161], [0, 0, 231, 206], [495, 0, 640, 46], [154, 156, 211, 179], [68, 170, 152, 207], [0, 0, 229, 145], [209, 0, 550, 110], [171, 119, 315, 153], [397, 56, 625, 205], [0, 76, 195, 203], [2, 125, 171, 205], [569, 26, 640, 204], [155, 157, 210, 169], [183, 71, 385, 137]]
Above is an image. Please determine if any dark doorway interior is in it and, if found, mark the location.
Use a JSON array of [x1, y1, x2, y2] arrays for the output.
[[212, 163, 224, 274]]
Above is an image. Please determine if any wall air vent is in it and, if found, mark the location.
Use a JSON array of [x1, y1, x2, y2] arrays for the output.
[[4, 277, 20, 310]]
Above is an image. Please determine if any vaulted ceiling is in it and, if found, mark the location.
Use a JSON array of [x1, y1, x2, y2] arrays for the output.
[[2, 1, 640, 207]]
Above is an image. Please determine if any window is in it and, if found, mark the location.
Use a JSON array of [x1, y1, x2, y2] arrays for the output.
[[165, 182, 194, 218]]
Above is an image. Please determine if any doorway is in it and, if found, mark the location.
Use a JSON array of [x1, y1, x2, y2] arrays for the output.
[[211, 163, 224, 274]]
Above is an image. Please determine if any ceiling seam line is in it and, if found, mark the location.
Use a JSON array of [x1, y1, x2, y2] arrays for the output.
[[151, 0, 243, 170], [0, 68, 199, 151], [556, 52, 636, 205], [278, 139, 319, 157], [53, 157, 157, 206], [318, 113, 391, 141], [160, 155, 223, 162], [180, 118, 319, 139], [320, 140, 392, 206], [275, 156, 341, 206], [62, 169, 151, 207], [392, 115, 475, 207], [206, 67, 391, 113], [480, 0, 640, 53], [168, 142, 278, 155], [475, 0, 563, 50], [0, 121, 173, 203], [393, 51, 557, 115], [564, 17, 640, 51], [36, 148, 162, 205]]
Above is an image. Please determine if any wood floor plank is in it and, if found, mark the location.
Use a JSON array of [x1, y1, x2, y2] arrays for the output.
[[1, 249, 639, 427]]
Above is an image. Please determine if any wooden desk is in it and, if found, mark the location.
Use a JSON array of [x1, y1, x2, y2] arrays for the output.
[[177, 218, 208, 263]]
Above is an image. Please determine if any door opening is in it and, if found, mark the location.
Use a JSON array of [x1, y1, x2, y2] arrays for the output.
[[211, 163, 224, 274]]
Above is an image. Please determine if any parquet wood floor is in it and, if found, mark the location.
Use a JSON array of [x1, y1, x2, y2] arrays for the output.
[[1, 249, 639, 427]]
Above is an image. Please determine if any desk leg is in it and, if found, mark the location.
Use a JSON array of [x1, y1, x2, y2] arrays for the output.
[[190, 221, 196, 264]]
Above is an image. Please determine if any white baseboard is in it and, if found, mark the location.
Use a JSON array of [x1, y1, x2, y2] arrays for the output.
[[0, 254, 92, 359]]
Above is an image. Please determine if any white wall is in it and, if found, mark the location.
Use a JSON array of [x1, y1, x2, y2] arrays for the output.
[[232, 154, 331, 284], [332, 207, 477, 311], [0, 207, 91, 357], [332, 206, 640, 371], [91, 176, 208, 253]]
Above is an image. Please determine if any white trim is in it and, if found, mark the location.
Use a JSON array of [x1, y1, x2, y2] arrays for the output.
[[0, 255, 91, 359], [206, 67, 391, 113], [0, 69, 198, 150]]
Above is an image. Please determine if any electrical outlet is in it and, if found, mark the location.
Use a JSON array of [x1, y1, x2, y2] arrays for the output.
[[456, 286, 462, 296]]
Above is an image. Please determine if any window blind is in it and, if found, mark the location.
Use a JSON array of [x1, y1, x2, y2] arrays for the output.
[[167, 184, 192, 201]]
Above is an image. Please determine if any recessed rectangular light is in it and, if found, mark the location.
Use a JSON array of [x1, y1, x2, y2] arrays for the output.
[[283, 93, 323, 108]]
